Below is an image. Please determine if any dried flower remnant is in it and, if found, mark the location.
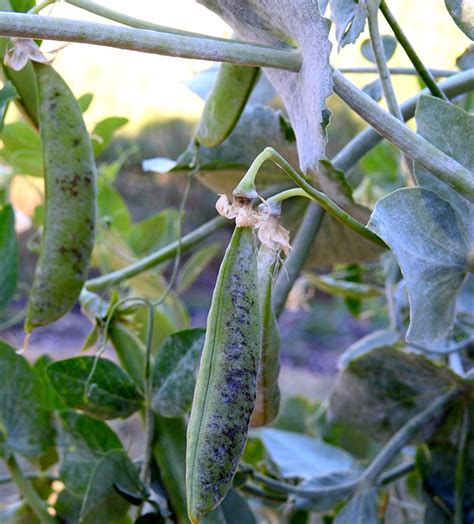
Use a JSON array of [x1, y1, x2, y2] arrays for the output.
[[4, 38, 52, 71]]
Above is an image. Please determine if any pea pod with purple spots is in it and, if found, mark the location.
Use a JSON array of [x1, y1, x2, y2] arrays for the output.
[[25, 63, 97, 332], [186, 224, 262, 523]]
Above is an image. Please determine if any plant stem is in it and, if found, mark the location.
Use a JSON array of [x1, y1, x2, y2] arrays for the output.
[[267, 187, 308, 205], [367, 4, 403, 121], [454, 404, 471, 524], [272, 204, 324, 316], [380, 1, 448, 100], [333, 71, 474, 200], [378, 461, 416, 485], [359, 388, 460, 487], [28, 0, 56, 14], [5, 455, 57, 524], [340, 67, 455, 77]]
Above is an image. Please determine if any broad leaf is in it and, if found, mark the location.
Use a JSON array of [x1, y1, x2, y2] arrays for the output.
[[368, 96, 474, 346], [220, 489, 256, 524], [0, 204, 18, 309], [0, 81, 17, 131], [47, 356, 143, 419], [97, 181, 131, 232], [80, 449, 144, 524], [177, 242, 221, 293], [456, 45, 474, 70], [34, 355, 66, 411], [272, 396, 319, 434], [329, 0, 368, 47], [91, 116, 128, 157], [10, 0, 34, 11], [78, 92, 93, 113], [198, 0, 332, 173], [2, 122, 43, 177], [445, 0, 474, 39], [361, 78, 382, 102], [361, 35, 397, 63], [0, 340, 54, 459], [151, 328, 206, 417], [127, 208, 178, 257], [257, 427, 354, 479], [329, 347, 458, 441], [334, 489, 379, 524], [57, 410, 123, 496]]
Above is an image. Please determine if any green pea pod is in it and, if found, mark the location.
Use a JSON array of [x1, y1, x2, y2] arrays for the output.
[[186, 226, 261, 523], [195, 63, 260, 148], [250, 247, 281, 427], [25, 64, 96, 332]]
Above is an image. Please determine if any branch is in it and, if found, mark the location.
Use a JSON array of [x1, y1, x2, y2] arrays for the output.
[[340, 67, 456, 77]]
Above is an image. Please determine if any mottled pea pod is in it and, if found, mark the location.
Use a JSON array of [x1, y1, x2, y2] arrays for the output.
[[250, 246, 281, 427], [186, 225, 261, 523], [25, 64, 96, 332], [195, 63, 260, 148]]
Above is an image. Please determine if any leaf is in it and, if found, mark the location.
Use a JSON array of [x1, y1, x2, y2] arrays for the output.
[[47, 356, 143, 419], [127, 208, 179, 257], [80, 449, 144, 524], [445, 0, 474, 39], [0, 340, 54, 459], [456, 44, 474, 70], [361, 35, 397, 63], [338, 328, 401, 369], [220, 489, 256, 524], [91, 116, 128, 157], [10, 0, 34, 11], [0, 81, 17, 131], [78, 92, 93, 113], [151, 328, 206, 417], [198, 0, 332, 174], [368, 96, 474, 346], [334, 489, 379, 524], [328, 346, 458, 441], [329, 0, 368, 47], [257, 427, 355, 479], [0, 204, 18, 309], [177, 243, 221, 293], [2, 122, 43, 177], [361, 79, 382, 102], [305, 273, 383, 300], [272, 396, 319, 434], [57, 410, 123, 496], [97, 181, 131, 232], [34, 355, 66, 411]]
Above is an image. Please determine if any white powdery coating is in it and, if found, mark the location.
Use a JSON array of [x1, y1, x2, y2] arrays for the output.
[[198, 0, 333, 173]]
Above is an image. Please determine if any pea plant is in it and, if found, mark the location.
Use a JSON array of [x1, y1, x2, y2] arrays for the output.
[[0, 0, 473, 522]]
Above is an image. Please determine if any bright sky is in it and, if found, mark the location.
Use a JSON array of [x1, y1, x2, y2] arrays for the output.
[[34, 1, 474, 130]]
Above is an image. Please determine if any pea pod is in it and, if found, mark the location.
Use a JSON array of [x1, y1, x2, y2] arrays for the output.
[[25, 63, 96, 332], [250, 247, 281, 427], [195, 63, 260, 147], [186, 226, 261, 523]]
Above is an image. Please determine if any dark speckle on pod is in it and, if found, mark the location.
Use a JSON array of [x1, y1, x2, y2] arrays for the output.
[[186, 226, 261, 522]]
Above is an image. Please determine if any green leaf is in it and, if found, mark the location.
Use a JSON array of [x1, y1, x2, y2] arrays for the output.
[[368, 96, 474, 346], [151, 328, 206, 417], [0, 340, 54, 459], [177, 243, 221, 293], [127, 208, 178, 257], [272, 396, 320, 434], [361, 79, 382, 102], [97, 182, 131, 232], [361, 35, 397, 63], [220, 489, 256, 524], [34, 355, 66, 411], [57, 410, 123, 496], [257, 427, 355, 479], [334, 489, 379, 524], [55, 489, 83, 524], [338, 328, 401, 369], [47, 356, 143, 419], [329, 0, 368, 46], [456, 45, 474, 71], [78, 92, 93, 113], [10, 0, 35, 11], [329, 346, 458, 441], [2, 122, 43, 177], [445, 0, 474, 39], [0, 204, 18, 309], [92, 116, 128, 157], [80, 449, 144, 524], [0, 81, 17, 131]]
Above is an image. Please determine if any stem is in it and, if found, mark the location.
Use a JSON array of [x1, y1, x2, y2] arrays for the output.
[[333, 71, 474, 201], [85, 215, 227, 291], [5, 455, 57, 524], [454, 405, 471, 524], [267, 187, 308, 205], [28, 0, 56, 14], [0, 12, 302, 70], [378, 461, 416, 485], [380, 1, 448, 101], [255, 147, 387, 248], [359, 388, 460, 487], [367, 5, 403, 121], [339, 67, 456, 77], [272, 204, 324, 316]]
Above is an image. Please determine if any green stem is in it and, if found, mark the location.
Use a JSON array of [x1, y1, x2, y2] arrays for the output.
[[367, 4, 403, 121], [380, 1, 448, 100], [340, 67, 455, 77], [378, 461, 416, 485], [333, 71, 474, 201], [454, 404, 471, 524], [28, 0, 56, 14], [5, 455, 57, 524], [253, 147, 387, 248], [267, 187, 307, 205]]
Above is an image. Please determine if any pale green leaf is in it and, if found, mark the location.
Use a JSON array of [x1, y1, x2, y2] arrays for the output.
[[0, 81, 17, 131], [334, 489, 379, 524], [0, 204, 18, 309], [361, 35, 397, 63], [177, 243, 220, 293], [91, 116, 128, 157], [445, 0, 474, 39], [329, 0, 368, 46]]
